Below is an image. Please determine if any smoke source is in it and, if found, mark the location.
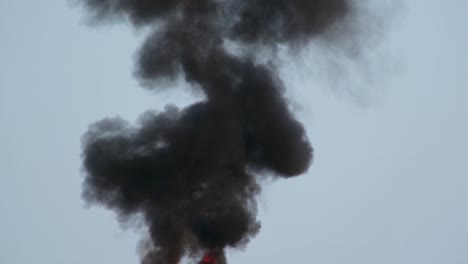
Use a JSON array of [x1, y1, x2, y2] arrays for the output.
[[78, 0, 362, 263]]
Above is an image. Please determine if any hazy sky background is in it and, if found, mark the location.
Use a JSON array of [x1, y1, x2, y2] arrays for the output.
[[1, 0, 467, 263]]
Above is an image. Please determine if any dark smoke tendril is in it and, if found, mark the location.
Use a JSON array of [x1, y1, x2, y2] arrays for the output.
[[79, 0, 353, 263]]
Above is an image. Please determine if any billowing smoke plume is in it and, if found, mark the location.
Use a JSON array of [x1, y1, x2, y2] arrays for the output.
[[78, 0, 357, 263]]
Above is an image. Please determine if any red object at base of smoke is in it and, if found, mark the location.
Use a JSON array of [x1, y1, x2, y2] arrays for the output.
[[199, 253, 218, 264]]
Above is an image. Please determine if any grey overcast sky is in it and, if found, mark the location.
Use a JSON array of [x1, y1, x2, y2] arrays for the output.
[[1, 0, 467, 264]]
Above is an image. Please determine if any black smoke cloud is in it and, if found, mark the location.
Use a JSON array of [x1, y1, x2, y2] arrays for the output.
[[79, 0, 355, 263]]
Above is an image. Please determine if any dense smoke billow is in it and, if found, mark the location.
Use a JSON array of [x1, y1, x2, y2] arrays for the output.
[[78, 0, 359, 263]]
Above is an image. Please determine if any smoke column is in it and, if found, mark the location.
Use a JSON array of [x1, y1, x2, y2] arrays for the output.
[[78, 0, 359, 263]]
